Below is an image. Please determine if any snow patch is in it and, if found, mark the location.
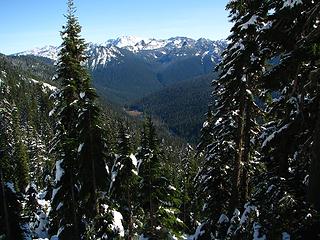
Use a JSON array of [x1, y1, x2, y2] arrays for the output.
[[218, 214, 229, 224], [282, 232, 290, 240], [78, 143, 84, 153], [139, 234, 150, 240], [30, 79, 57, 93], [5, 182, 16, 193], [112, 210, 124, 237], [282, 0, 302, 9], [15, 45, 59, 60], [130, 153, 138, 168], [55, 160, 64, 182], [49, 108, 55, 117], [240, 15, 259, 30], [253, 222, 266, 240], [188, 222, 206, 240], [240, 203, 258, 225], [79, 92, 85, 99], [262, 124, 289, 148]]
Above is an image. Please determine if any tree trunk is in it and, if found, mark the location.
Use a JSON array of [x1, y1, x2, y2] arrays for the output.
[[308, 100, 320, 210], [0, 169, 11, 239], [127, 186, 133, 240], [70, 171, 80, 239], [88, 111, 98, 215], [149, 160, 154, 235], [231, 84, 245, 212], [241, 98, 251, 207]]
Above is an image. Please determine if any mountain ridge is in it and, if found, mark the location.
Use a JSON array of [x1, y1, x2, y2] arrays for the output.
[[9, 36, 226, 142], [14, 36, 226, 66], [12, 36, 226, 105]]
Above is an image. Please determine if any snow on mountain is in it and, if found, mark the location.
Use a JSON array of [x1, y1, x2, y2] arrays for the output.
[[140, 38, 167, 50], [106, 36, 144, 48], [87, 44, 124, 69], [29, 78, 58, 93], [15, 45, 59, 61], [13, 36, 227, 68]]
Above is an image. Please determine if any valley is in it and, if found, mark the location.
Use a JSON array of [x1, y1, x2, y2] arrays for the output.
[[15, 36, 226, 142]]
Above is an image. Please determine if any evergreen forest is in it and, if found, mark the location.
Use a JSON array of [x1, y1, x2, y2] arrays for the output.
[[1, 0, 320, 239]]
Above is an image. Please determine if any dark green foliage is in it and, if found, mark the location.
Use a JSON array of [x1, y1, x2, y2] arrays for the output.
[[50, 1, 116, 239], [0, 182, 27, 240], [197, 106, 213, 153], [12, 107, 30, 193], [0, 54, 55, 178], [6, 55, 56, 82], [91, 54, 163, 104], [177, 145, 201, 234], [50, 0, 89, 238], [5, 0, 320, 239], [130, 74, 216, 143], [252, 0, 320, 238], [77, 87, 109, 220], [195, 0, 320, 239], [14, 140, 30, 193], [109, 123, 140, 238], [84, 202, 119, 240], [137, 116, 182, 238]]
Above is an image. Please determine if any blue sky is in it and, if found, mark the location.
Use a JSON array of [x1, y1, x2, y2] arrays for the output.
[[0, 0, 232, 54]]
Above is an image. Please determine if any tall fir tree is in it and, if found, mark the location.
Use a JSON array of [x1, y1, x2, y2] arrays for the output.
[[137, 116, 181, 239], [0, 92, 28, 239], [76, 30, 109, 225], [50, 0, 90, 238], [12, 105, 30, 193], [109, 122, 140, 239], [252, 0, 320, 238], [178, 145, 200, 234], [50, 1, 114, 239], [195, 0, 269, 238]]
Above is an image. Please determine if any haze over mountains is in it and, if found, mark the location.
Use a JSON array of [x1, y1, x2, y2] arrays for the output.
[[13, 36, 226, 142]]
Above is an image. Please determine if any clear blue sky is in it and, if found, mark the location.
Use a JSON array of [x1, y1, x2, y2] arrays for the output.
[[0, 0, 232, 54]]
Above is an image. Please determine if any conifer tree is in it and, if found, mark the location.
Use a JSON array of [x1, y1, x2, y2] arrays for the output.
[[178, 145, 199, 234], [0, 93, 28, 239], [50, 1, 115, 238], [76, 33, 109, 222], [12, 106, 30, 193], [50, 0, 87, 238], [195, 0, 320, 238], [195, 0, 269, 237], [197, 105, 213, 154], [109, 122, 139, 239], [137, 116, 181, 239], [252, 0, 320, 238], [0, 182, 26, 240]]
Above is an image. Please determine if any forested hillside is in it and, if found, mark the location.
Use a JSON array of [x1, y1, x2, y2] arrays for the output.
[[130, 74, 217, 143], [13, 39, 226, 142], [1, 0, 320, 239], [16, 37, 226, 105]]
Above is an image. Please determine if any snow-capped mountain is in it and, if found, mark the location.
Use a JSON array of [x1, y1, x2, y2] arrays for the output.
[[105, 36, 226, 53], [105, 36, 144, 48], [14, 36, 227, 68], [15, 45, 59, 61], [13, 36, 227, 104]]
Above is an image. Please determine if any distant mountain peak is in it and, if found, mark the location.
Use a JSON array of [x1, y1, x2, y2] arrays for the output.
[[15, 45, 59, 61], [105, 36, 145, 48], [12, 36, 227, 69]]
